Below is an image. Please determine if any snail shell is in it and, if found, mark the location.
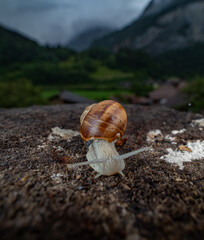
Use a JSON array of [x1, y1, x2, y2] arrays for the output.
[[80, 100, 127, 142]]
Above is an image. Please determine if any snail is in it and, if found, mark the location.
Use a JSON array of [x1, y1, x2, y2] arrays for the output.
[[68, 100, 150, 178]]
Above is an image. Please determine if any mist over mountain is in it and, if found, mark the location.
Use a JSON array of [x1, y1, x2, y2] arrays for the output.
[[142, 0, 174, 17], [0, 0, 150, 45], [67, 26, 113, 51], [93, 0, 204, 55]]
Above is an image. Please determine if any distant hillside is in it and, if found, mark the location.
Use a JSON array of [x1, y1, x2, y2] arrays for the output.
[[92, 0, 204, 55], [0, 24, 74, 66], [141, 0, 177, 18], [157, 42, 204, 76], [67, 26, 112, 51]]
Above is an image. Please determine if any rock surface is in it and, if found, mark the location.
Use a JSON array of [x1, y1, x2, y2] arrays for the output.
[[0, 104, 204, 240]]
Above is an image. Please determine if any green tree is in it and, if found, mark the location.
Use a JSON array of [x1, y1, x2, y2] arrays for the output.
[[132, 81, 153, 97], [184, 76, 204, 112], [0, 79, 46, 108]]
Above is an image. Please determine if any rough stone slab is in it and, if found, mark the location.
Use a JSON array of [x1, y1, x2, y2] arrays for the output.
[[0, 104, 204, 240]]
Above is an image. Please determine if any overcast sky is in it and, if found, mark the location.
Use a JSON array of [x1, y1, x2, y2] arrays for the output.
[[0, 0, 151, 45]]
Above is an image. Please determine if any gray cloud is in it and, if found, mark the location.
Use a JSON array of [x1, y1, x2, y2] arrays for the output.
[[0, 0, 150, 45], [14, 1, 76, 13], [0, 0, 76, 13]]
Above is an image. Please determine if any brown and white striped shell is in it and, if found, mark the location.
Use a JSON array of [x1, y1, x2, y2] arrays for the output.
[[80, 100, 127, 142]]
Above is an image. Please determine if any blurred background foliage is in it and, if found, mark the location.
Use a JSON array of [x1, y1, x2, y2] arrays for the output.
[[184, 76, 204, 113], [0, 79, 46, 108], [0, 24, 203, 112]]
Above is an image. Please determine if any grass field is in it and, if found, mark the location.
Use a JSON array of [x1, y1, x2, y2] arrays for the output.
[[90, 66, 134, 80], [40, 64, 135, 101], [41, 88, 131, 101], [41, 89, 59, 100], [72, 89, 131, 100], [39, 63, 135, 102]]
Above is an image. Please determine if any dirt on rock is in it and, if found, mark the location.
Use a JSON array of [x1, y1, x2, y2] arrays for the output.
[[0, 104, 204, 240]]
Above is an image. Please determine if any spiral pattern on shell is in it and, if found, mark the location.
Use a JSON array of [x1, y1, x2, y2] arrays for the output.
[[80, 100, 127, 142]]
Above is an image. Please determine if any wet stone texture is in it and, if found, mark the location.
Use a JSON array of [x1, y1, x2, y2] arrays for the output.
[[0, 104, 204, 240]]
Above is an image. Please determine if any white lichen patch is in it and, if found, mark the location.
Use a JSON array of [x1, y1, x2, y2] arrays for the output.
[[147, 130, 163, 143], [191, 118, 204, 127], [160, 140, 204, 169], [48, 127, 80, 141], [171, 129, 186, 135], [164, 134, 176, 142], [146, 129, 181, 144], [48, 134, 55, 141], [164, 129, 186, 144]]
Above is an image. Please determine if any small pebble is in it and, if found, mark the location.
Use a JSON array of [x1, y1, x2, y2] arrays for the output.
[[120, 182, 131, 190], [76, 175, 81, 180], [77, 185, 83, 190]]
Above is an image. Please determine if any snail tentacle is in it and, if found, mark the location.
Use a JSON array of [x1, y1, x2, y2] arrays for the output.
[[67, 147, 151, 169]]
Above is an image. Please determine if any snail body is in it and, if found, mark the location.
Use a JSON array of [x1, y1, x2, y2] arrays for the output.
[[86, 139, 125, 177], [68, 100, 150, 178]]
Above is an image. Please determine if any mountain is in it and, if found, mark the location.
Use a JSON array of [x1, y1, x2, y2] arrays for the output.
[[66, 26, 113, 51], [141, 0, 175, 17], [92, 0, 204, 55], [0, 24, 74, 66]]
